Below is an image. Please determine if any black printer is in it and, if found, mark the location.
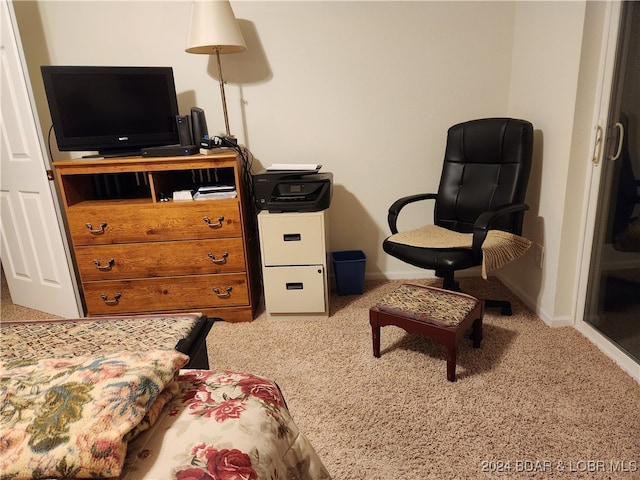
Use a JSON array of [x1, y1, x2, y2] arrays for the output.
[[253, 169, 333, 213]]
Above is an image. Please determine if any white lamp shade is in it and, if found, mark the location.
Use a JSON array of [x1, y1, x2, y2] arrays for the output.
[[186, 1, 246, 55]]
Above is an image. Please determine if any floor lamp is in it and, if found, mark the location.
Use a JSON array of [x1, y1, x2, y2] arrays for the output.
[[186, 0, 246, 141]]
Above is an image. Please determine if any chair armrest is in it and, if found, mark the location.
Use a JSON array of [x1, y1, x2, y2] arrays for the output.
[[471, 203, 530, 259], [388, 193, 438, 234]]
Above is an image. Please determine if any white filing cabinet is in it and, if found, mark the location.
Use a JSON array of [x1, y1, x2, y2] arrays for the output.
[[258, 210, 329, 319]]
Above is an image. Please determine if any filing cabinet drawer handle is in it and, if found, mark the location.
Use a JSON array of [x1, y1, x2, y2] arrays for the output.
[[93, 258, 115, 271], [286, 282, 304, 290], [208, 252, 229, 264], [100, 293, 122, 305], [283, 233, 301, 241], [85, 222, 108, 234], [203, 216, 224, 228], [213, 286, 233, 298]]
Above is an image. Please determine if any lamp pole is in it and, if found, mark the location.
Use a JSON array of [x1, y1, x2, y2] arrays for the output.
[[215, 47, 231, 137]]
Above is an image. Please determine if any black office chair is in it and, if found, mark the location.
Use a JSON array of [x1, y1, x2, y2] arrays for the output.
[[383, 118, 534, 315]]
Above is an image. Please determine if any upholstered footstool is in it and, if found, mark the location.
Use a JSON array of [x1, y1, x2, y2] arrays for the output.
[[369, 284, 483, 381]]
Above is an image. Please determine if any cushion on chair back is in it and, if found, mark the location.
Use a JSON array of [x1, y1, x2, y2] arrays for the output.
[[435, 118, 533, 234]]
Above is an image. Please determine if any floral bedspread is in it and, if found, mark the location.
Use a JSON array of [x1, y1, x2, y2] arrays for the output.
[[121, 370, 332, 480], [0, 351, 331, 480], [0, 349, 189, 479]]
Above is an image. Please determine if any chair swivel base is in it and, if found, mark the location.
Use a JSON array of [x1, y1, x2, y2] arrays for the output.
[[439, 273, 512, 316], [485, 299, 512, 316]]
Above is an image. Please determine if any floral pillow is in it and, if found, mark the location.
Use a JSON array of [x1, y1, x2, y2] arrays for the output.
[[122, 370, 332, 480]]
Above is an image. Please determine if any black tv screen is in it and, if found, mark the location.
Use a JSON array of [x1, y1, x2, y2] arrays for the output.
[[41, 66, 179, 156]]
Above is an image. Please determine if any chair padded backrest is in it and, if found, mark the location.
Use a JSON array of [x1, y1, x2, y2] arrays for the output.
[[435, 118, 533, 234]]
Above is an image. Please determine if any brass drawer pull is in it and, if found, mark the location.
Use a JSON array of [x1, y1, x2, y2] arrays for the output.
[[85, 222, 108, 234], [212, 286, 233, 298], [100, 293, 122, 305], [208, 252, 229, 264], [203, 216, 224, 228], [93, 258, 115, 271]]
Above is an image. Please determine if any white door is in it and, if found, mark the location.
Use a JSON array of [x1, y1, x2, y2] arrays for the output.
[[0, 0, 80, 318]]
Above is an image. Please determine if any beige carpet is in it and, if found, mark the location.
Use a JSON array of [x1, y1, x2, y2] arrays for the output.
[[206, 278, 640, 480], [3, 269, 639, 479]]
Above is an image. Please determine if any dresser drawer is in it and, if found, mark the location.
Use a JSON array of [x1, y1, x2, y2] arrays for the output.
[[262, 265, 326, 314], [82, 274, 249, 315], [75, 238, 246, 281], [259, 212, 325, 266], [67, 201, 242, 245]]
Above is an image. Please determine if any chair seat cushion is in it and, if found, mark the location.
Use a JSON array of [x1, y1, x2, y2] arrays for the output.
[[375, 283, 480, 328], [383, 237, 478, 271], [388, 224, 472, 248], [384, 225, 531, 277]]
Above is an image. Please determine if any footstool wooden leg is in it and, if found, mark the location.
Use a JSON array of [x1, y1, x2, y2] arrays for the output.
[[446, 345, 457, 382], [472, 317, 483, 348], [369, 309, 381, 358], [371, 325, 381, 358]]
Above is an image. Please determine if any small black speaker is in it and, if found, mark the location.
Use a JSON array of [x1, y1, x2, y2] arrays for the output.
[[190, 107, 208, 146], [176, 115, 192, 146]]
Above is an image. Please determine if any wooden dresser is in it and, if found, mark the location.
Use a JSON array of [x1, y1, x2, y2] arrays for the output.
[[53, 151, 260, 322]]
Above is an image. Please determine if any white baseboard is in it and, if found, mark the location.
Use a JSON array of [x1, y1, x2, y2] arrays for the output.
[[497, 274, 574, 327]]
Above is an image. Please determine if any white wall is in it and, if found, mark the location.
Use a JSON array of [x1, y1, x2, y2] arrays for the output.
[[229, 1, 515, 275], [502, 1, 587, 325], [14, 0, 597, 325]]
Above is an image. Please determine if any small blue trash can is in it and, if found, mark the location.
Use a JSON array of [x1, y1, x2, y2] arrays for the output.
[[331, 250, 367, 295]]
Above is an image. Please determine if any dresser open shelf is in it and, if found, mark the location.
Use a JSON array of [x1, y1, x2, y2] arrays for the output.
[[53, 151, 260, 322]]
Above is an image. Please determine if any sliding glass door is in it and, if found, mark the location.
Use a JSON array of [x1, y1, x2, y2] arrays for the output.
[[583, 2, 640, 365]]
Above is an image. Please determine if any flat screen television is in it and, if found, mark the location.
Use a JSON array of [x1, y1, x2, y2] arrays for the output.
[[41, 65, 180, 157]]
